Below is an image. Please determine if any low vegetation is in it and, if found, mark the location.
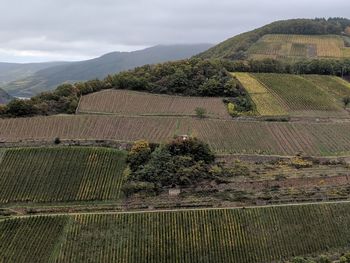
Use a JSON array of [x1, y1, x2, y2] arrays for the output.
[[0, 147, 127, 203]]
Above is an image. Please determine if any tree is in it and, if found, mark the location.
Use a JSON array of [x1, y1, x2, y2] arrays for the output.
[[195, 107, 207, 118], [127, 140, 152, 171], [5, 99, 36, 117]]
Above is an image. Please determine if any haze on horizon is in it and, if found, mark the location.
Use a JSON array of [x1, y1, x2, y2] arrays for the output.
[[1, 0, 349, 63]]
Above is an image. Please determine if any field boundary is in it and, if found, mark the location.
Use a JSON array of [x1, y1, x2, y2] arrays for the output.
[[6, 199, 350, 219]]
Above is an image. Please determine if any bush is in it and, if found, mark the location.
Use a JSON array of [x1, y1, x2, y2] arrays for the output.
[[54, 137, 61, 144], [195, 107, 207, 118], [343, 97, 350, 108], [227, 102, 237, 117], [290, 157, 313, 169]]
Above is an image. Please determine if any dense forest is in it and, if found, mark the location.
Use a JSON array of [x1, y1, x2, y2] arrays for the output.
[[197, 18, 350, 60]]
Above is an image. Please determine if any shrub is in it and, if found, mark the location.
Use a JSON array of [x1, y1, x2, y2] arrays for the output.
[[290, 157, 313, 169], [195, 107, 207, 118], [227, 102, 237, 117], [343, 96, 350, 108], [54, 137, 61, 144]]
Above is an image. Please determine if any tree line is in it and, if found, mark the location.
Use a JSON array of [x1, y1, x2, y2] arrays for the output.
[[1, 57, 350, 118]]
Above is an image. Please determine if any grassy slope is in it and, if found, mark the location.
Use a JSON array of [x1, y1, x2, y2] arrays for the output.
[[0, 147, 127, 203], [2, 202, 350, 262]]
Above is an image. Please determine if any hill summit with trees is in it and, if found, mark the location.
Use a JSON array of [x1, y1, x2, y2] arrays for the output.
[[197, 18, 350, 60]]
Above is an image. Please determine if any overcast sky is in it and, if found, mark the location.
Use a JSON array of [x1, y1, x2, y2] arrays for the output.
[[1, 0, 349, 63]]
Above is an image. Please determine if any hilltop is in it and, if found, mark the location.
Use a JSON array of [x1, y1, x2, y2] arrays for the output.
[[197, 18, 350, 60], [1, 44, 212, 97]]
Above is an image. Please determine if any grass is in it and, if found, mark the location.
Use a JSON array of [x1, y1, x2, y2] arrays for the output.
[[0, 147, 127, 203], [3, 202, 350, 262], [77, 89, 231, 119], [248, 34, 350, 59]]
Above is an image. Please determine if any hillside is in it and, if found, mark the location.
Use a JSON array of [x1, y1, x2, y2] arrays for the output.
[[77, 90, 231, 119], [1, 115, 349, 156], [0, 88, 12, 104], [2, 44, 212, 97], [0, 61, 68, 86], [234, 72, 350, 117], [2, 203, 350, 262], [0, 147, 127, 203], [197, 18, 350, 60], [247, 34, 350, 60]]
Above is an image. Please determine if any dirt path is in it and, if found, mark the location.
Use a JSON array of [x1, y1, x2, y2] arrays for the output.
[[6, 199, 350, 219]]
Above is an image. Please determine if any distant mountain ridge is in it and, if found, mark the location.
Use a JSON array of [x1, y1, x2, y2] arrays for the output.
[[1, 44, 212, 97], [0, 88, 12, 104], [0, 61, 68, 85]]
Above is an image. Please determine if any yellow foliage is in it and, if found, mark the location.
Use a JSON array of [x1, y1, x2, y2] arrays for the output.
[[290, 157, 313, 169], [227, 103, 236, 116], [130, 140, 150, 154]]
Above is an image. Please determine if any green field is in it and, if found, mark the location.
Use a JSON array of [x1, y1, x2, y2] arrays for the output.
[[236, 73, 350, 117], [0, 216, 68, 263], [2, 203, 350, 262], [0, 147, 127, 203], [248, 34, 350, 60]]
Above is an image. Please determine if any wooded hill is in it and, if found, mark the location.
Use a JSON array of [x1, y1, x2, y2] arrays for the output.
[[197, 18, 350, 60]]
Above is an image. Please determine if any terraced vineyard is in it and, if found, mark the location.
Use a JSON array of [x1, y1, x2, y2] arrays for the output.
[[234, 73, 287, 116], [78, 90, 230, 119], [248, 34, 350, 59], [0, 147, 127, 203], [236, 73, 350, 117], [0, 115, 350, 156], [0, 216, 68, 263], [2, 203, 350, 263]]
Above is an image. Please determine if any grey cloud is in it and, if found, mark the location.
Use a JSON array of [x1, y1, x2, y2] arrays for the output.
[[0, 0, 349, 62]]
